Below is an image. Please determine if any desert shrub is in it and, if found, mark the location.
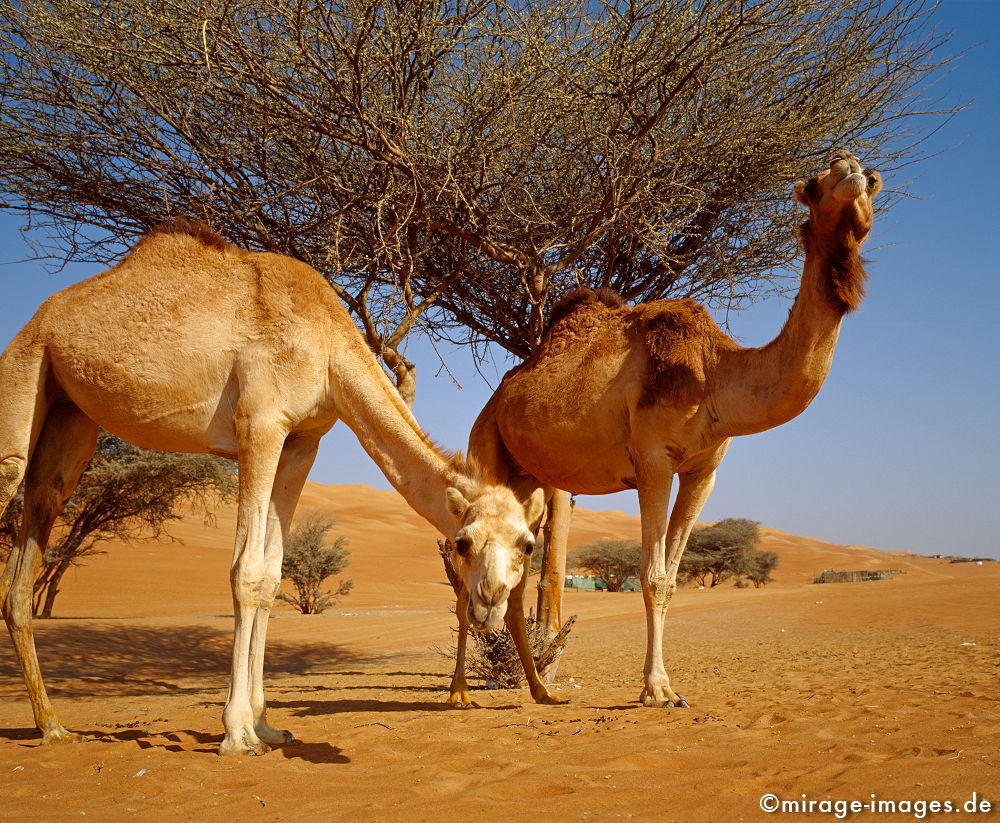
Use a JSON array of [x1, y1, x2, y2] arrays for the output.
[[445, 611, 576, 690], [277, 512, 353, 614]]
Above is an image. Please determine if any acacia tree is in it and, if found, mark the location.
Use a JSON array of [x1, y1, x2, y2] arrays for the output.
[[679, 517, 762, 588], [0, 0, 955, 391], [744, 549, 780, 588], [0, 432, 236, 618], [573, 538, 641, 592]]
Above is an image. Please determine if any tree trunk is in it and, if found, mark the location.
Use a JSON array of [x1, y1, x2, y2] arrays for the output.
[[535, 489, 571, 683], [36, 559, 71, 619]]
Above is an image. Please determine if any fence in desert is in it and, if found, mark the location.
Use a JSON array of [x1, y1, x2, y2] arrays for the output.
[[813, 569, 906, 584]]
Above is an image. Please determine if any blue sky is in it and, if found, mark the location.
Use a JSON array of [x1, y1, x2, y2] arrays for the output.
[[0, 0, 996, 559]]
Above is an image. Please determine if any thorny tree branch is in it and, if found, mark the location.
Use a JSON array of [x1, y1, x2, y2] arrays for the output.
[[0, 0, 959, 387]]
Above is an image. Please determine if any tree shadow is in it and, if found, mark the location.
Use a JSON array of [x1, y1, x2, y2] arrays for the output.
[[0, 622, 371, 697]]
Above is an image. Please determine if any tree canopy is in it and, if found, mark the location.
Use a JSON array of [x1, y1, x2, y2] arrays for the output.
[[0, 0, 955, 399], [679, 517, 768, 588], [573, 538, 640, 592]]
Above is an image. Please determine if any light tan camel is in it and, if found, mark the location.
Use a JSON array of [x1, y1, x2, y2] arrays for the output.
[[0, 219, 544, 755], [449, 152, 881, 707]]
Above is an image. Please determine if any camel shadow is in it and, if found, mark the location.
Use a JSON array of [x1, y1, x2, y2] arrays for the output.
[[0, 622, 370, 698], [0, 725, 350, 764], [271, 697, 521, 715]]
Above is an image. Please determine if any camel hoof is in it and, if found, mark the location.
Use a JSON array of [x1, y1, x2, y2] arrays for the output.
[[41, 728, 88, 745], [219, 734, 272, 757], [446, 690, 478, 709], [255, 725, 295, 745], [676, 695, 689, 709], [535, 692, 570, 706]]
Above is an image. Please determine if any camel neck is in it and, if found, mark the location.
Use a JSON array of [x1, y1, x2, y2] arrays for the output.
[[329, 341, 475, 536], [715, 221, 864, 436]]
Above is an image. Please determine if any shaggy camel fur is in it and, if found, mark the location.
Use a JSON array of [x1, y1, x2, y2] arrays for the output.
[[448, 152, 881, 707], [0, 220, 543, 755]]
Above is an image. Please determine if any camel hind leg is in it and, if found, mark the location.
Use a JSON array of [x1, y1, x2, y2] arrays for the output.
[[0, 338, 56, 705], [0, 340, 53, 554], [1, 398, 98, 743]]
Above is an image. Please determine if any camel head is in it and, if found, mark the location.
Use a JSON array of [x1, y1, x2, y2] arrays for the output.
[[794, 150, 882, 242], [445, 485, 546, 631]]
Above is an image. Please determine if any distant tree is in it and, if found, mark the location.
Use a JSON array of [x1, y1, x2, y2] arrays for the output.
[[573, 539, 641, 593], [679, 518, 761, 588], [0, 431, 236, 618], [744, 550, 780, 588], [277, 512, 353, 615]]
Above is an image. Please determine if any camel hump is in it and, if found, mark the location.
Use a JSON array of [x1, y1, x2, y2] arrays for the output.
[[638, 299, 729, 407], [546, 286, 625, 331], [137, 217, 235, 253]]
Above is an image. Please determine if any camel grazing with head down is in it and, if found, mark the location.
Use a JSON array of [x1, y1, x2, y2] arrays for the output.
[[447, 152, 881, 708], [0, 219, 544, 755]]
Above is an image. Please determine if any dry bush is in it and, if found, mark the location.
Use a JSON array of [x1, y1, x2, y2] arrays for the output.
[[437, 538, 574, 689]]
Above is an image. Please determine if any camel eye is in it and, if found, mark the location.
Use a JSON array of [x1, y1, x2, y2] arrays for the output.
[[523, 541, 535, 556], [455, 537, 472, 556]]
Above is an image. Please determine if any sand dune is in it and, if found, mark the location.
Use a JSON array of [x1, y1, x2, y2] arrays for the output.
[[1, 482, 996, 822]]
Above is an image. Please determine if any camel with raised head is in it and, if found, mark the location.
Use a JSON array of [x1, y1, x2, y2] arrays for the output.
[[0, 220, 544, 755], [448, 152, 881, 707]]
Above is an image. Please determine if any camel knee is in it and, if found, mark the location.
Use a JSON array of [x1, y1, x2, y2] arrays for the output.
[[642, 574, 675, 609], [231, 567, 266, 610], [0, 456, 25, 509], [2, 583, 34, 625], [258, 575, 281, 609]]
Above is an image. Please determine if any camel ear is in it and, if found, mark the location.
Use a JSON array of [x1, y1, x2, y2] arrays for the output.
[[523, 488, 546, 532], [445, 487, 470, 521], [793, 180, 810, 206]]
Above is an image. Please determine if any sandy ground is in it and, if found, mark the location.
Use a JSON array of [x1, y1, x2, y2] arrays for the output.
[[1, 483, 997, 822]]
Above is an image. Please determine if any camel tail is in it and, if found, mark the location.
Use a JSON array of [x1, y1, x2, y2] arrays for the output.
[[0, 332, 51, 516]]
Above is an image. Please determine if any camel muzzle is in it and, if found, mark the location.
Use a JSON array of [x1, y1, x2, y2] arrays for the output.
[[468, 597, 508, 631]]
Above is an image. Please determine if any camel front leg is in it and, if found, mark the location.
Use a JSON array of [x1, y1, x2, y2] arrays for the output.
[[220, 419, 287, 757], [446, 586, 478, 708], [638, 459, 721, 708], [636, 460, 677, 707], [248, 434, 320, 745], [505, 564, 569, 705]]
